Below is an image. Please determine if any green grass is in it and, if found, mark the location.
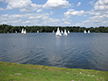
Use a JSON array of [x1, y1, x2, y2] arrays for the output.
[[0, 62, 108, 81]]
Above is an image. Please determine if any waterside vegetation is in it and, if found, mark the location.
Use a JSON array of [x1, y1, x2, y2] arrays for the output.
[[0, 62, 108, 81], [0, 24, 108, 33]]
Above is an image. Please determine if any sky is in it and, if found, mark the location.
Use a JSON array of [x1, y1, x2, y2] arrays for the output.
[[0, 0, 108, 27]]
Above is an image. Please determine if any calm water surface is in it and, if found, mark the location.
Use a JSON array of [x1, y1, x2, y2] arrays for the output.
[[0, 33, 108, 71]]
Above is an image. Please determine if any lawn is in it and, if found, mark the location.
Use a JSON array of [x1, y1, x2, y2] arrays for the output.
[[0, 62, 108, 81]]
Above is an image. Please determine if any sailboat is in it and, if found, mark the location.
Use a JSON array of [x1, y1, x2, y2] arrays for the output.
[[21, 28, 24, 34], [56, 27, 62, 36], [68, 30, 70, 34], [15, 31, 17, 33], [37, 30, 39, 33], [23, 30, 26, 35], [84, 30, 87, 33], [52, 30, 54, 33], [88, 30, 90, 33], [61, 30, 63, 34], [63, 29, 68, 36]]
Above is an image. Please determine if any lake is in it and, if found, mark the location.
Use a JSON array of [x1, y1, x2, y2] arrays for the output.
[[0, 33, 108, 71]]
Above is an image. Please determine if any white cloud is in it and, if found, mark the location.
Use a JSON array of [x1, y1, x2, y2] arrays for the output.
[[48, 18, 61, 25], [75, 13, 108, 27], [28, 13, 50, 20], [62, 18, 65, 21], [74, 0, 108, 27], [9, 19, 21, 23], [77, 2, 81, 6], [64, 9, 85, 18], [83, 20, 90, 23], [0, 7, 4, 11], [0, 0, 4, 2], [94, 0, 108, 10], [64, 21, 70, 24], [37, 9, 43, 12], [22, 20, 31, 24], [10, 14, 23, 19], [1, 0, 108, 27], [61, 18, 72, 25], [0, 22, 7, 24], [89, 0, 96, 5], [28, 16, 61, 25], [87, 10, 101, 15], [50, 11, 54, 15], [89, 14, 108, 20], [1, 14, 8, 17], [0, 14, 22, 25], [0, 12, 60, 26], [5, 0, 42, 12], [0, 14, 8, 22], [43, 0, 71, 9], [0, 14, 24, 25]]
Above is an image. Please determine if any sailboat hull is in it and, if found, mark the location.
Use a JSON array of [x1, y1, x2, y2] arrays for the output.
[[56, 33, 62, 36], [63, 34, 67, 36]]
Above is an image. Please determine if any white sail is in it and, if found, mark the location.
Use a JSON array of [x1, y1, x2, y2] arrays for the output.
[[56, 27, 62, 36], [61, 30, 63, 34], [37, 30, 39, 33], [63, 29, 68, 36], [88, 30, 90, 33], [84, 30, 87, 33], [52, 30, 54, 33], [68, 30, 70, 34], [23, 30, 26, 35], [21, 28, 24, 33], [15, 31, 17, 33]]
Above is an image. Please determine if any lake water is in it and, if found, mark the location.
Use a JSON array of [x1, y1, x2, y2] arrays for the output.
[[0, 33, 108, 71]]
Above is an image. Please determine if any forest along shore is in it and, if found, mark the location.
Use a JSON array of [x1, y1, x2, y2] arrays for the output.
[[0, 24, 108, 33]]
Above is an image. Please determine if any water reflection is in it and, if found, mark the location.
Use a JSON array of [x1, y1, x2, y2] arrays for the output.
[[55, 36, 62, 47], [0, 33, 108, 71]]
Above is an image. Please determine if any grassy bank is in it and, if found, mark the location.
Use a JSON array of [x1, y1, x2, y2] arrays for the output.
[[0, 62, 108, 81]]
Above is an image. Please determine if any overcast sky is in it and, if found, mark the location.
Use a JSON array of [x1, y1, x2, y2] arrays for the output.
[[0, 0, 108, 27]]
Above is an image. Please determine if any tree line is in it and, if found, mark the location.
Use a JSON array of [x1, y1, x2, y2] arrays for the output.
[[0, 24, 108, 33]]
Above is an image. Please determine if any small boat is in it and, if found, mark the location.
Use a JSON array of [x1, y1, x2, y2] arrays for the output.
[[15, 31, 17, 33], [23, 30, 26, 35], [52, 30, 54, 33], [84, 30, 87, 33], [37, 30, 39, 33], [61, 30, 63, 34], [21, 28, 24, 34], [68, 30, 70, 34], [88, 30, 90, 33], [63, 29, 68, 36], [56, 27, 62, 36]]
